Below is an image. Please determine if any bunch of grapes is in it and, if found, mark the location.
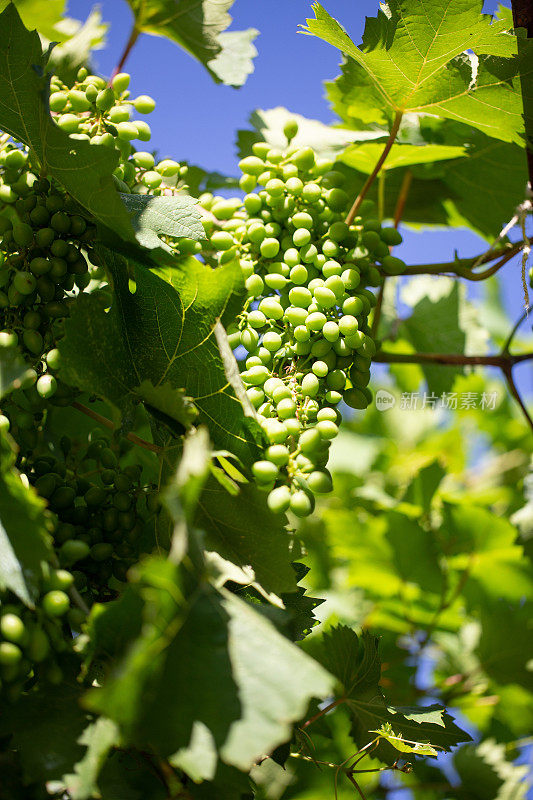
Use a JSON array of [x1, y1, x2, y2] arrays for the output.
[[201, 121, 406, 516], [0, 575, 76, 701]]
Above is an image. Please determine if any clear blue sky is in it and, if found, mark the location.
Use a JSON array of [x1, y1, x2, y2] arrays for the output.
[[67, 0, 531, 395]]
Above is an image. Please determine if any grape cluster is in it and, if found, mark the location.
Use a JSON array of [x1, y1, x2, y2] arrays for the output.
[[0, 569, 76, 700], [201, 122, 406, 516]]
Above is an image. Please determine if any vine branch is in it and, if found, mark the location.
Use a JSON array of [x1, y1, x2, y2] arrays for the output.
[[111, 25, 141, 80], [71, 401, 164, 454], [374, 349, 533, 431], [399, 242, 523, 280], [345, 111, 403, 225]]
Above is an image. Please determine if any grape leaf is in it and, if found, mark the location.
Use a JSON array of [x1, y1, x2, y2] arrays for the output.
[[84, 559, 334, 772], [126, 0, 258, 87], [309, 626, 471, 762], [371, 724, 439, 757], [0, 0, 66, 41], [45, 7, 108, 84], [63, 718, 120, 800], [453, 739, 530, 800], [0, 3, 133, 240], [340, 142, 466, 173], [0, 440, 53, 606], [303, 1, 533, 147], [58, 249, 258, 462], [119, 193, 205, 254], [0, 683, 89, 782], [477, 599, 533, 689]]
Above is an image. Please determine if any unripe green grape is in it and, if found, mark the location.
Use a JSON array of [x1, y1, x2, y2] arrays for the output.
[[342, 296, 364, 316], [247, 310, 267, 329], [341, 268, 360, 290], [285, 177, 303, 196], [133, 94, 156, 113], [0, 613, 26, 644], [298, 243, 317, 264], [56, 113, 80, 133], [316, 420, 339, 440], [108, 104, 131, 123], [247, 222, 266, 244], [308, 470, 333, 493], [283, 118, 299, 141], [284, 305, 308, 326], [0, 414, 9, 432], [246, 355, 263, 369], [350, 368, 371, 387], [324, 275, 345, 298], [316, 407, 337, 423], [313, 286, 336, 309], [293, 228, 311, 247], [116, 121, 139, 140], [49, 91, 68, 111], [42, 590, 69, 618], [303, 311, 325, 333], [322, 321, 340, 342], [358, 335, 376, 357], [310, 339, 332, 358], [264, 273, 288, 290], [361, 230, 381, 251], [239, 156, 265, 176], [22, 329, 43, 354], [344, 387, 370, 409], [327, 369, 347, 391], [312, 360, 329, 378], [325, 389, 342, 404], [289, 264, 307, 285], [328, 221, 349, 241], [381, 255, 406, 275], [247, 387, 265, 408], [132, 151, 155, 169], [266, 444, 290, 466], [239, 173, 257, 192], [252, 460, 279, 484], [68, 89, 91, 112], [141, 170, 162, 188], [27, 628, 50, 662], [301, 373, 319, 398], [302, 182, 321, 203], [59, 538, 90, 566], [265, 178, 284, 197], [252, 142, 270, 158], [268, 485, 291, 514], [283, 418, 300, 436], [284, 247, 300, 266], [262, 331, 283, 351], [291, 147, 315, 170], [290, 489, 314, 517], [272, 386, 292, 404], [263, 418, 288, 444], [380, 227, 403, 246], [241, 365, 270, 386], [0, 641, 22, 666], [258, 297, 284, 320], [292, 211, 313, 230], [36, 374, 57, 398], [260, 237, 280, 258], [288, 286, 312, 308], [45, 569, 74, 592], [276, 398, 296, 419], [321, 259, 342, 278], [264, 377, 285, 397], [354, 354, 371, 371], [96, 87, 115, 111], [245, 274, 264, 297], [281, 164, 299, 180], [112, 71, 130, 94]]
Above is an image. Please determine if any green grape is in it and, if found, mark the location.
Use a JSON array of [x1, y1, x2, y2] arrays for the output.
[[381, 255, 406, 275], [267, 485, 291, 514], [290, 490, 314, 517], [0, 613, 26, 644], [42, 590, 70, 618]]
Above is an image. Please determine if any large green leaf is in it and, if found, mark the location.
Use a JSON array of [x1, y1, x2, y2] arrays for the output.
[[340, 142, 466, 173], [127, 0, 258, 87], [303, 1, 532, 146], [309, 626, 471, 763], [63, 719, 120, 800], [0, 439, 53, 607], [0, 4, 133, 239], [119, 193, 205, 255], [454, 739, 530, 800], [0, 683, 89, 782], [58, 249, 259, 463], [0, 0, 66, 41], [85, 559, 334, 772]]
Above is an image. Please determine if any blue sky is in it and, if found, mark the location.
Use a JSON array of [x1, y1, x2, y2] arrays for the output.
[[67, 0, 531, 397]]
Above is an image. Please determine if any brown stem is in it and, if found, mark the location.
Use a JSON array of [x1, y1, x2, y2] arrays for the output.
[[393, 169, 413, 229], [111, 26, 141, 80], [375, 350, 533, 430], [302, 697, 346, 728], [374, 350, 533, 368], [402, 243, 523, 278], [345, 111, 403, 225], [345, 772, 368, 800], [502, 310, 528, 354], [503, 364, 533, 431], [71, 401, 164, 454]]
